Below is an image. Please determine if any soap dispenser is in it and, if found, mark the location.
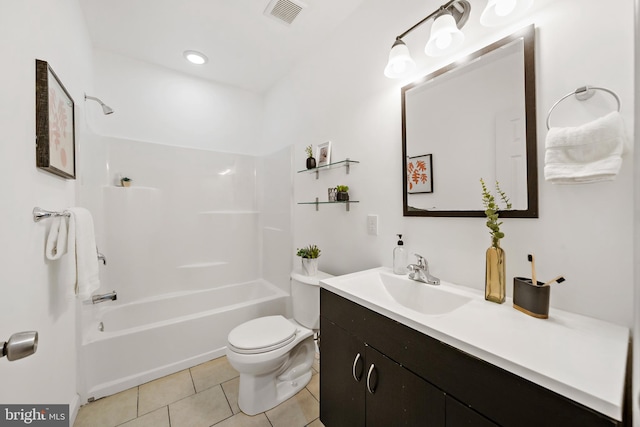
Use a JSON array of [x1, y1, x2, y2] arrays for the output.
[[393, 234, 407, 275]]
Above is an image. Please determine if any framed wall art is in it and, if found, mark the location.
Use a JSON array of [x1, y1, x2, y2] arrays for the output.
[[407, 154, 433, 193], [35, 59, 76, 179], [316, 141, 332, 167]]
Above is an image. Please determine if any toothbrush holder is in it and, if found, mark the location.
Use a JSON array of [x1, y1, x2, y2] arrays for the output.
[[513, 277, 550, 319]]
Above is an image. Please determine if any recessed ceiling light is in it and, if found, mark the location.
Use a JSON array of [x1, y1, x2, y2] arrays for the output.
[[183, 50, 208, 65]]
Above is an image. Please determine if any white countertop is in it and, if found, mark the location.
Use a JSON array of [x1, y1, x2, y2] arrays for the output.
[[320, 267, 629, 421]]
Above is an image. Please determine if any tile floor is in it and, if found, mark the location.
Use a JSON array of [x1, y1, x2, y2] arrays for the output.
[[73, 355, 323, 427]]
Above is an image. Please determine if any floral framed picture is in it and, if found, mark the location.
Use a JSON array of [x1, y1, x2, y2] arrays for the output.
[[35, 59, 76, 179], [316, 141, 332, 167], [407, 154, 433, 193]]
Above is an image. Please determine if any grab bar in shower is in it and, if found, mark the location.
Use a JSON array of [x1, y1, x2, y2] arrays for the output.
[[32, 207, 70, 222]]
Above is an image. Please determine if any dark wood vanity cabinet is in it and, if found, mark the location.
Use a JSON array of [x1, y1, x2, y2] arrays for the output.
[[320, 289, 622, 427], [320, 319, 445, 427]]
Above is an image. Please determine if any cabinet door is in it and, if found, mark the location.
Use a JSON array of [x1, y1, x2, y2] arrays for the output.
[[446, 396, 499, 427], [365, 346, 445, 427], [320, 318, 366, 427]]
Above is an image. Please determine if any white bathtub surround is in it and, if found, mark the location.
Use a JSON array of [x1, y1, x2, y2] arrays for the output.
[[78, 280, 288, 402], [77, 137, 294, 404]]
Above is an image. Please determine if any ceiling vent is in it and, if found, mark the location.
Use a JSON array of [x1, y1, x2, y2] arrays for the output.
[[263, 0, 307, 25]]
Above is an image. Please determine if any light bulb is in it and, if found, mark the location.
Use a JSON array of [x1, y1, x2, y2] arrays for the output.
[[495, 0, 516, 16], [183, 50, 208, 65], [436, 32, 452, 49], [393, 62, 407, 74]]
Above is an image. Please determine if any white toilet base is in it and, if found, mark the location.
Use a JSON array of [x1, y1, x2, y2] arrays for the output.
[[238, 368, 312, 415], [232, 334, 316, 415]]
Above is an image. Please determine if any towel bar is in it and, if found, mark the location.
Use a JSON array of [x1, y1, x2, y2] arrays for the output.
[[546, 85, 621, 130], [32, 207, 70, 222]]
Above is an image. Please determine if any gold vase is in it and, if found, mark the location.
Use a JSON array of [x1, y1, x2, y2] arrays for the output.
[[485, 242, 506, 303]]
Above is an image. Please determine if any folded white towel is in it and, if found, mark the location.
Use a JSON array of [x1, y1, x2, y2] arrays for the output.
[[67, 207, 100, 298], [544, 111, 626, 184], [45, 216, 68, 260]]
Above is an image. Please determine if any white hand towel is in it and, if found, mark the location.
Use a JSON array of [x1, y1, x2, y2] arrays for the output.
[[45, 217, 68, 260], [544, 111, 626, 184], [67, 207, 100, 298]]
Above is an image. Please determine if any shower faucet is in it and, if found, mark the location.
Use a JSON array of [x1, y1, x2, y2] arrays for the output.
[[92, 291, 117, 304]]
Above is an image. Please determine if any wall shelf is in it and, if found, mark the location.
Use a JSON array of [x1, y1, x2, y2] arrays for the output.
[[297, 158, 359, 179], [298, 198, 359, 212]]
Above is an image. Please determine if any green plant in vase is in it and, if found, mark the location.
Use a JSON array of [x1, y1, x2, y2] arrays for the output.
[[305, 145, 316, 169], [336, 185, 349, 202], [296, 244, 321, 276], [480, 178, 512, 304]]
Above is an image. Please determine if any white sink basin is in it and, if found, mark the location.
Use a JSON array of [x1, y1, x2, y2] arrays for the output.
[[322, 268, 473, 317], [380, 273, 472, 315]]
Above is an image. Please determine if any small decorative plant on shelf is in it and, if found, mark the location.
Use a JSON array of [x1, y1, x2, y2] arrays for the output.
[[296, 244, 321, 276], [305, 145, 316, 169], [336, 185, 349, 202], [480, 178, 512, 304], [120, 177, 132, 187]]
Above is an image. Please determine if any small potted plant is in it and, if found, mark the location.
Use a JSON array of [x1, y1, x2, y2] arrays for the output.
[[305, 145, 316, 169], [296, 244, 321, 276], [120, 177, 132, 187], [336, 185, 349, 202]]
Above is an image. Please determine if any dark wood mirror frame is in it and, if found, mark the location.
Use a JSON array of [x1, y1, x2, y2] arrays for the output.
[[401, 25, 538, 218]]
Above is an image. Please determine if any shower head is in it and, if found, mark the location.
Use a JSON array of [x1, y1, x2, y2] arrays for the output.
[[84, 94, 114, 115]]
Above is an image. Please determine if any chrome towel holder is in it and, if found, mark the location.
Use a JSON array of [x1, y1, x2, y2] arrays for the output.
[[32, 207, 70, 222], [32, 206, 107, 265], [546, 85, 621, 130]]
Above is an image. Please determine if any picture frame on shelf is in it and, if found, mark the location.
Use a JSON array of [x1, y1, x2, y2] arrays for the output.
[[316, 141, 332, 167], [407, 154, 433, 193], [35, 59, 76, 179]]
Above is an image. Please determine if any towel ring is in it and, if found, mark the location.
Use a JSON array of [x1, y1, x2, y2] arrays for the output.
[[546, 86, 621, 130]]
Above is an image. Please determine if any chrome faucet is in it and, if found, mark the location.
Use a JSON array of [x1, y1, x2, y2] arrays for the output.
[[407, 254, 440, 285], [92, 291, 117, 304]]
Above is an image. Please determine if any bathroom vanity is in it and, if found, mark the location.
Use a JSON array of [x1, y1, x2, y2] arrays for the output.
[[319, 268, 629, 427]]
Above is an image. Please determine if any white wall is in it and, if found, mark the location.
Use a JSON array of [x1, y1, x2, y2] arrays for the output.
[[633, 0, 639, 424], [87, 50, 265, 154], [0, 0, 93, 420], [265, 0, 635, 327]]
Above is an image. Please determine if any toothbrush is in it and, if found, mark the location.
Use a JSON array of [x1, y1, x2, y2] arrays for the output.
[[541, 276, 566, 287], [527, 254, 537, 286]]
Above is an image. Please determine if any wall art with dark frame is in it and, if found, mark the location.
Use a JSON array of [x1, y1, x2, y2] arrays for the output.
[[406, 153, 433, 193], [35, 59, 76, 179]]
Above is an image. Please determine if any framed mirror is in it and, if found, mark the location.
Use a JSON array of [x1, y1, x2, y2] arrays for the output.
[[402, 25, 538, 218]]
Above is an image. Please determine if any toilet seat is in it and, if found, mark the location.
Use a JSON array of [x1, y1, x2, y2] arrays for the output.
[[228, 315, 297, 355]]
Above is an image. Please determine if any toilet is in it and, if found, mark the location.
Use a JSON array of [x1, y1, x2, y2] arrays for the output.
[[226, 269, 333, 416]]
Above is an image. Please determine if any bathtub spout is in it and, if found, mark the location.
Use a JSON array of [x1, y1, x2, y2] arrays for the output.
[[92, 291, 117, 304]]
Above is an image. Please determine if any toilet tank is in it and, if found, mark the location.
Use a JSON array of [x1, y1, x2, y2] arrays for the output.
[[290, 269, 334, 329]]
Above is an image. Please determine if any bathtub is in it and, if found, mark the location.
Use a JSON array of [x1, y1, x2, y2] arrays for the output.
[[78, 279, 288, 402]]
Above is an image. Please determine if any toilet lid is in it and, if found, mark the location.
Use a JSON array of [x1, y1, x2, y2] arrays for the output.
[[228, 315, 297, 354]]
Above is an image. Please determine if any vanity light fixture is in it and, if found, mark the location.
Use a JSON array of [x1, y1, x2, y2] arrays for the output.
[[384, 0, 471, 79], [183, 50, 208, 65], [480, 0, 534, 27]]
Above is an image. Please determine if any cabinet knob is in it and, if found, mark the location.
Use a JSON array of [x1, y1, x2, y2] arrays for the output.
[[366, 364, 377, 394], [352, 353, 363, 381]]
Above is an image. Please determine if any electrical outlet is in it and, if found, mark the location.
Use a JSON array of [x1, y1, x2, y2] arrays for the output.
[[367, 214, 378, 236]]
